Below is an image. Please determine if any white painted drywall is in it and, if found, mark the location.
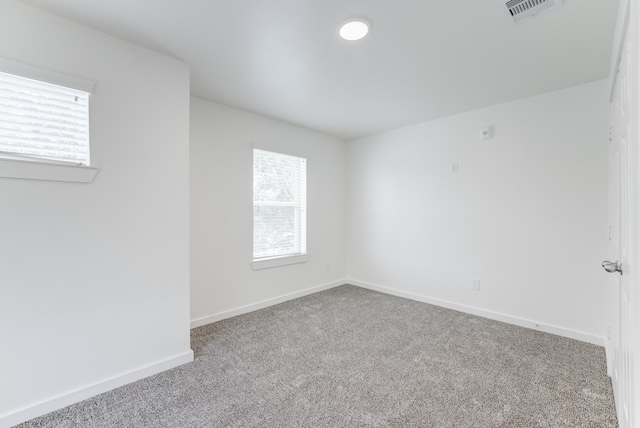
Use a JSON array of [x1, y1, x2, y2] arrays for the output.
[[190, 98, 346, 325], [0, 1, 192, 425], [346, 80, 611, 339]]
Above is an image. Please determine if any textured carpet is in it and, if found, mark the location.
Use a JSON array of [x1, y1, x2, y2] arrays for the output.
[[17, 285, 617, 427]]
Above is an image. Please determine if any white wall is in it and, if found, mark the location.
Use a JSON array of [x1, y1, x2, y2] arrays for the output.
[[0, 2, 613, 424], [346, 80, 611, 343], [0, 2, 192, 426], [190, 98, 346, 326]]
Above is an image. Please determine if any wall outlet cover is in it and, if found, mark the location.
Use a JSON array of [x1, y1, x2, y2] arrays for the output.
[[480, 127, 493, 140]]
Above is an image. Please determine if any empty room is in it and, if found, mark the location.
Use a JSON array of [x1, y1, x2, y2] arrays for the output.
[[1, 0, 638, 427]]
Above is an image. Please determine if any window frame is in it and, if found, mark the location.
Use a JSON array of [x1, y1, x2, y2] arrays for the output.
[[251, 146, 308, 270], [0, 58, 98, 183]]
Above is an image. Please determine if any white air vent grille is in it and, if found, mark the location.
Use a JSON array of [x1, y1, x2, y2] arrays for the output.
[[504, 0, 560, 22]]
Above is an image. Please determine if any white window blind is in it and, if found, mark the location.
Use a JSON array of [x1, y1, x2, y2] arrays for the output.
[[253, 149, 307, 260], [0, 71, 90, 165]]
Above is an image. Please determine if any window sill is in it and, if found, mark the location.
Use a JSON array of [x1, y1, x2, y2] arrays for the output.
[[0, 158, 98, 183], [251, 254, 309, 271]]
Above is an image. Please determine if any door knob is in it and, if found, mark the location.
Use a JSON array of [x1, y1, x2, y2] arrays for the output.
[[602, 260, 623, 275]]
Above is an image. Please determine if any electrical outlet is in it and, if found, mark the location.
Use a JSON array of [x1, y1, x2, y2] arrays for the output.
[[471, 279, 480, 291], [607, 325, 611, 340], [326, 263, 331, 271], [452, 162, 459, 174]]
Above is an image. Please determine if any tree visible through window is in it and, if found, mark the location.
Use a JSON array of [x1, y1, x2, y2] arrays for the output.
[[253, 149, 307, 260]]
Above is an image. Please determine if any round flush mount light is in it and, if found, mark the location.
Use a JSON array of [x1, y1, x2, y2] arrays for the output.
[[339, 20, 369, 41]]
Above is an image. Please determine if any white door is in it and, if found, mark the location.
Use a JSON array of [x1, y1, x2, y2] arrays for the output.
[[607, 9, 636, 427]]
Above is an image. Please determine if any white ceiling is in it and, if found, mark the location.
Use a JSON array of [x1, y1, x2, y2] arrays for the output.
[[19, 0, 619, 140]]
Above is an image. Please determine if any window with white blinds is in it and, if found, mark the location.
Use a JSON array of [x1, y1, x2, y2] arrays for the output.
[[253, 148, 307, 260], [0, 70, 90, 165]]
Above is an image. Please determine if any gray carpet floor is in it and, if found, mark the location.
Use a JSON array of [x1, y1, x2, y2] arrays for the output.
[[17, 285, 618, 427]]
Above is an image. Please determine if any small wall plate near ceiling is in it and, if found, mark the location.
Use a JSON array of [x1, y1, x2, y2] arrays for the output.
[[502, 0, 563, 23]]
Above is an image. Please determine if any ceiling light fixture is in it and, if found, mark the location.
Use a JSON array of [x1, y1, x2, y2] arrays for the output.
[[339, 20, 369, 41]]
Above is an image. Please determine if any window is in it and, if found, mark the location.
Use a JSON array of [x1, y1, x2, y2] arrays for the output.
[[0, 70, 90, 165], [253, 148, 307, 265]]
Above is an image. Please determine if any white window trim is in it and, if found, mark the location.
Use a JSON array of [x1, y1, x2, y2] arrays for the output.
[[251, 253, 309, 271], [0, 58, 98, 183], [0, 158, 98, 183], [0, 58, 94, 93]]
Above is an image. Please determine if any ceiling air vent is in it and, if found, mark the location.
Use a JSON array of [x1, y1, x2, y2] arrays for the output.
[[504, 0, 562, 23]]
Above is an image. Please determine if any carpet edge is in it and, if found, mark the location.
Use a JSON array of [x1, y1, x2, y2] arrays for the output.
[[1, 350, 194, 428], [348, 278, 607, 347], [190, 279, 349, 329]]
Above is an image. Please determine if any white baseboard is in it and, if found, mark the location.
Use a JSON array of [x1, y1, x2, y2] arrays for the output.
[[4, 279, 604, 427], [348, 278, 606, 347], [0, 350, 194, 428], [190, 279, 348, 329]]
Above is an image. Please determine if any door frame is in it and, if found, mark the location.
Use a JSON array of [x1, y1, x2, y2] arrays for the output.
[[607, 1, 639, 427]]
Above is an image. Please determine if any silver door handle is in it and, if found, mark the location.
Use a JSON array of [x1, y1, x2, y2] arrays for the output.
[[602, 260, 623, 275]]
